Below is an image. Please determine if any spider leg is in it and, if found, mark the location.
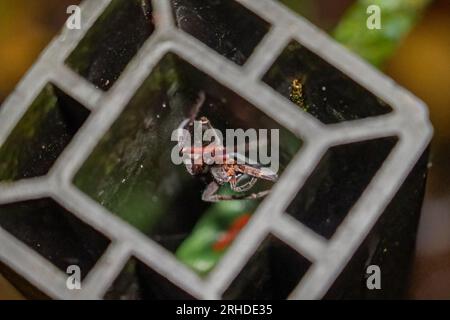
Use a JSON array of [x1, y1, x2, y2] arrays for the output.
[[176, 119, 191, 151], [235, 163, 278, 182], [200, 116, 223, 146], [202, 181, 222, 202], [230, 175, 258, 193], [178, 91, 207, 131], [177, 91, 206, 150], [202, 181, 272, 202], [188, 91, 206, 123], [236, 190, 272, 200]]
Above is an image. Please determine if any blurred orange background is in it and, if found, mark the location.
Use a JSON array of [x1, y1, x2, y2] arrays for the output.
[[0, 0, 449, 299]]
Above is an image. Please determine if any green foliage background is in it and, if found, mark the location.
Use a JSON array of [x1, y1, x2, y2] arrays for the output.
[[334, 0, 432, 67]]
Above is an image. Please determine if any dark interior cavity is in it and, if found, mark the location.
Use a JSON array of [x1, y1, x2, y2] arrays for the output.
[[223, 235, 311, 299], [0, 84, 89, 181], [0, 198, 110, 279], [287, 137, 398, 239], [104, 257, 194, 300], [171, 0, 271, 65], [263, 41, 392, 124], [66, 0, 154, 91]]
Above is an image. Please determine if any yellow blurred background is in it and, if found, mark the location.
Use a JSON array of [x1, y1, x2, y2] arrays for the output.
[[386, 0, 450, 299], [0, 0, 79, 300], [0, 0, 449, 299]]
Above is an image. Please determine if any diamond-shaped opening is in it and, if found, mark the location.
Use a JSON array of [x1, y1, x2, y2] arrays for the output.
[[223, 235, 311, 299], [263, 41, 392, 124], [286, 137, 398, 239], [324, 152, 428, 299], [104, 257, 194, 300], [0, 261, 50, 300], [170, 0, 271, 65], [0, 198, 110, 279], [0, 83, 90, 182], [74, 53, 302, 275], [66, 0, 155, 91], [276, 0, 353, 31]]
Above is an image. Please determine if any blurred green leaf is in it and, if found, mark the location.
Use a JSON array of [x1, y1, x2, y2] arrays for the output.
[[176, 198, 257, 276], [333, 0, 432, 67]]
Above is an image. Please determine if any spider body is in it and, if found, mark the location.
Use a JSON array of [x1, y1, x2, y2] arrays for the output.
[[176, 92, 278, 202]]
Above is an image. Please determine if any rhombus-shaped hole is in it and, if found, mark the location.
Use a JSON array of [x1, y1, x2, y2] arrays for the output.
[[263, 41, 392, 124], [0, 84, 89, 182], [0, 198, 110, 279], [171, 0, 271, 65], [286, 137, 398, 239], [66, 0, 155, 91], [223, 235, 311, 300]]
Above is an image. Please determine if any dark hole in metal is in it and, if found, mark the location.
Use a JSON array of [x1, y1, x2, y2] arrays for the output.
[[66, 0, 155, 91], [0, 84, 90, 182], [171, 0, 271, 65], [223, 235, 311, 299], [0, 198, 110, 279], [287, 137, 398, 239], [324, 151, 428, 299], [104, 257, 194, 300], [263, 41, 392, 124]]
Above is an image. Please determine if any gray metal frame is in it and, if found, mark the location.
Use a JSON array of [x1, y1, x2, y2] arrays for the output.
[[0, 0, 432, 299]]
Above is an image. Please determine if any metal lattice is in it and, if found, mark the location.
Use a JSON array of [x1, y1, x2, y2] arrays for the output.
[[0, 0, 432, 299]]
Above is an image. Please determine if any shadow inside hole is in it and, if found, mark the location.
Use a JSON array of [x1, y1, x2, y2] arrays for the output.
[[0, 83, 90, 182], [263, 41, 392, 124], [74, 53, 302, 266], [0, 198, 110, 279], [223, 235, 311, 300], [287, 137, 398, 239], [104, 257, 194, 300], [171, 0, 271, 65], [66, 0, 154, 91]]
